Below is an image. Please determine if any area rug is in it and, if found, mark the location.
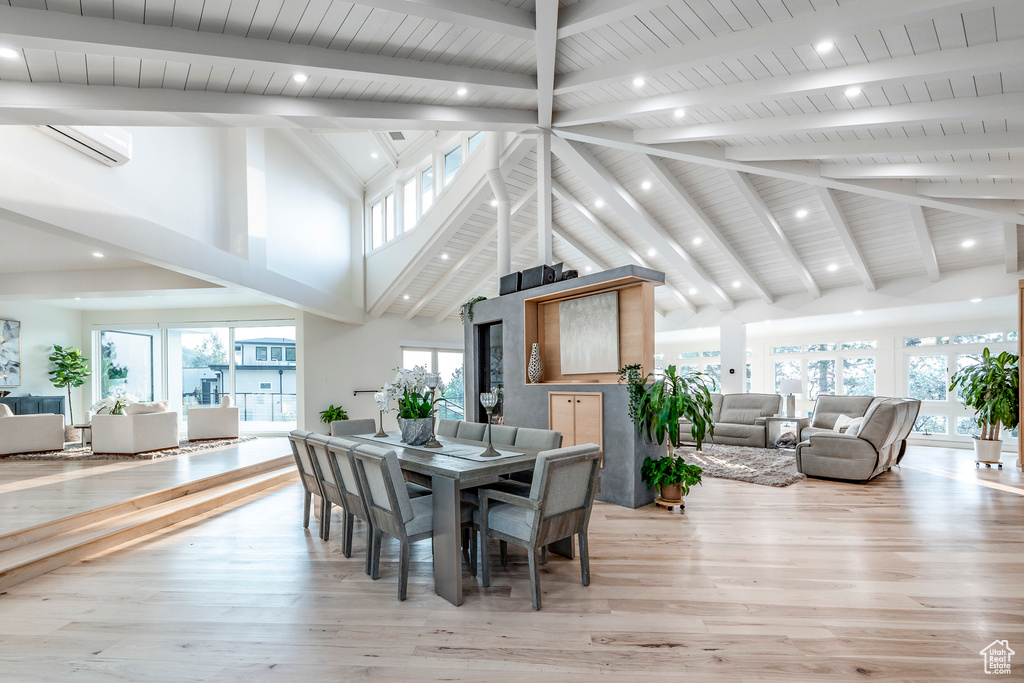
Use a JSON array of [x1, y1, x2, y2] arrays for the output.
[[680, 444, 806, 487], [5, 436, 258, 461]]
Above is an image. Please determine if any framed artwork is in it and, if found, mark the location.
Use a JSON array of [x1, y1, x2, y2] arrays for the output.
[[559, 291, 620, 375], [0, 319, 21, 388]]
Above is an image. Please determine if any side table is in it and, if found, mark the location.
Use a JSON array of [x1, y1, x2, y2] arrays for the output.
[[764, 416, 809, 449], [73, 423, 92, 449]]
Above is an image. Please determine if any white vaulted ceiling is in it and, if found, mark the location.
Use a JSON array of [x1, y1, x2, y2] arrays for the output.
[[0, 0, 1021, 319]]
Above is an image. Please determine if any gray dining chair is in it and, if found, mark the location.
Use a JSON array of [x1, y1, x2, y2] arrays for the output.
[[305, 434, 349, 543], [476, 443, 602, 610], [287, 430, 323, 531], [330, 418, 377, 437], [514, 427, 563, 450], [456, 421, 487, 441], [484, 424, 519, 446], [436, 419, 460, 438], [321, 436, 376, 574], [351, 444, 475, 600]]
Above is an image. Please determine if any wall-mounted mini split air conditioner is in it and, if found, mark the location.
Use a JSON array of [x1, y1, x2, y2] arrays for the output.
[[38, 125, 132, 167]]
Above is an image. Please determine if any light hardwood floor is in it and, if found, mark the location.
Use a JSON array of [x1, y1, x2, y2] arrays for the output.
[[0, 445, 1021, 681]]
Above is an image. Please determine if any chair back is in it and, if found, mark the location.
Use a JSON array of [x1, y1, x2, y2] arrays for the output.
[[307, 434, 344, 507], [528, 444, 602, 546], [456, 421, 486, 441], [437, 419, 460, 438], [809, 394, 877, 429], [484, 424, 518, 446], [288, 430, 321, 497], [330, 418, 377, 437], [323, 436, 371, 522], [514, 427, 562, 450], [352, 444, 415, 539]]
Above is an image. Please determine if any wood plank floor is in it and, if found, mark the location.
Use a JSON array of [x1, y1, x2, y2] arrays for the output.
[[0, 445, 1021, 681]]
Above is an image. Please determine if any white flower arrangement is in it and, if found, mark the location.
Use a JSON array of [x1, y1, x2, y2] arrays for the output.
[[91, 391, 139, 415]]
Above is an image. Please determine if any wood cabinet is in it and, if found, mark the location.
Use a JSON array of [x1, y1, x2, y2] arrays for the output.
[[549, 392, 603, 450]]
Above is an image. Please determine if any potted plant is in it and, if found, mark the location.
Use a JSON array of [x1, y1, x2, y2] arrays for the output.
[[621, 363, 715, 506], [949, 348, 1019, 465], [319, 404, 349, 425], [91, 391, 139, 416], [460, 295, 487, 324], [48, 344, 92, 441], [383, 366, 441, 445]]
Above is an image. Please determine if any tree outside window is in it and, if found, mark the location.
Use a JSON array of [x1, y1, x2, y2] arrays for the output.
[[806, 359, 836, 399]]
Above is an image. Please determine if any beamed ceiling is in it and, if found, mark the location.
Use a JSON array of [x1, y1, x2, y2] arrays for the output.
[[0, 0, 1021, 319]]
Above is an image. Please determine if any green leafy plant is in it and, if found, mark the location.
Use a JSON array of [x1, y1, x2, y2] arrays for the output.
[[319, 404, 349, 424], [621, 364, 715, 450], [48, 345, 91, 425], [460, 295, 487, 324], [641, 454, 703, 496], [949, 348, 1019, 441], [397, 389, 440, 419]]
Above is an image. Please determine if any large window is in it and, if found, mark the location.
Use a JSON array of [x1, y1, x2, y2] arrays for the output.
[[908, 355, 948, 401], [467, 131, 484, 156], [402, 347, 465, 421], [403, 178, 417, 232], [774, 360, 800, 394], [805, 359, 836, 400], [100, 330, 156, 401], [172, 327, 229, 426], [443, 145, 462, 185], [421, 167, 434, 212], [842, 357, 875, 395]]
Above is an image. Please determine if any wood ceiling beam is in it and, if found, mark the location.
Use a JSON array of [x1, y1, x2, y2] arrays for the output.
[[822, 161, 1024, 180], [1006, 223, 1021, 274], [346, 0, 536, 41], [550, 136, 731, 310], [536, 0, 558, 129], [635, 93, 1024, 144], [917, 184, 1024, 201], [727, 170, 820, 299], [908, 205, 941, 283], [555, 38, 1024, 127], [817, 187, 877, 292], [557, 0, 667, 38], [724, 132, 1024, 162], [0, 82, 536, 131], [551, 180, 696, 313], [642, 155, 774, 304], [553, 0, 986, 95], [0, 6, 534, 96]]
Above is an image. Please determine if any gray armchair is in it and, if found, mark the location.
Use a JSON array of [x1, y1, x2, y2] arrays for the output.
[[330, 418, 377, 437], [476, 443, 602, 610], [287, 430, 322, 531], [795, 398, 921, 482]]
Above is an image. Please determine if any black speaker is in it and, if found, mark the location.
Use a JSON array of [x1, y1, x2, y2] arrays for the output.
[[560, 269, 579, 281], [499, 271, 521, 296], [551, 262, 564, 281], [521, 264, 556, 290]]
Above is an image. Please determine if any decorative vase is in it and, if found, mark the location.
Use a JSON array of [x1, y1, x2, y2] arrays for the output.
[[397, 417, 434, 446], [528, 343, 543, 384]]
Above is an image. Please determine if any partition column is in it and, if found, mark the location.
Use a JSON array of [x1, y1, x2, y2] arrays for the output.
[[537, 131, 553, 265], [486, 132, 512, 277], [719, 316, 746, 394]]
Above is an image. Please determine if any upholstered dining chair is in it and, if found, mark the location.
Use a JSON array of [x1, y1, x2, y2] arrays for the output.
[[287, 430, 323, 531], [436, 419, 460, 438], [514, 427, 562, 450], [456, 421, 487, 441], [476, 443, 602, 610], [351, 444, 475, 600], [330, 418, 377, 437], [484, 424, 519, 446], [305, 434, 359, 544], [320, 436, 376, 574]]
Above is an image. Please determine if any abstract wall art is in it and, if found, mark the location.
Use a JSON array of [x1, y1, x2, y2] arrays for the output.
[[559, 291, 619, 375], [0, 319, 21, 388]]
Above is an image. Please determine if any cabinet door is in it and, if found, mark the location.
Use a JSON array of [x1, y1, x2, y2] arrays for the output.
[[573, 394, 603, 450], [549, 393, 576, 447]]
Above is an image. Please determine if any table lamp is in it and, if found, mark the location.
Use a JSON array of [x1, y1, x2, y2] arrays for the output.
[[479, 392, 500, 458], [779, 379, 802, 418]]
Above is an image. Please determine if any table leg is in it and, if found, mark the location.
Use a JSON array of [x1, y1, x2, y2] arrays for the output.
[[431, 474, 463, 606]]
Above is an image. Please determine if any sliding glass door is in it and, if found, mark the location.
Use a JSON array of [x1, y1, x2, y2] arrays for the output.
[[234, 326, 297, 431], [166, 327, 230, 429]]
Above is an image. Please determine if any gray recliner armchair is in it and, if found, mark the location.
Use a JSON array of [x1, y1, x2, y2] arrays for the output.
[[795, 398, 921, 482]]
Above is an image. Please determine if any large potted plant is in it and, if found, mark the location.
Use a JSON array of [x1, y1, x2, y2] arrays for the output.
[[48, 344, 92, 441], [621, 364, 714, 505], [384, 366, 440, 446], [949, 348, 1019, 465]]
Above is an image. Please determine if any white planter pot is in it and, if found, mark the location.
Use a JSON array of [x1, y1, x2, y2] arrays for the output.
[[972, 437, 1003, 463]]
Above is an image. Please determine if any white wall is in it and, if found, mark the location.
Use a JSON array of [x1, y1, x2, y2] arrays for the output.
[[0, 302, 84, 422], [298, 312, 463, 434]]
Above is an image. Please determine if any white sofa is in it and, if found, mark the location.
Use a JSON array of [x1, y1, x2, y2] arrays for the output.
[[0, 404, 65, 456], [92, 404, 179, 455], [187, 397, 240, 441]]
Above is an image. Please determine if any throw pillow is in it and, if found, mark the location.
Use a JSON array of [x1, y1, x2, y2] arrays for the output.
[[125, 400, 170, 415], [221, 395, 233, 408], [845, 417, 865, 438], [832, 414, 854, 431], [0, 404, 12, 418]]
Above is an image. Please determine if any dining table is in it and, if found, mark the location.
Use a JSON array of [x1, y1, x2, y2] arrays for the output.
[[347, 430, 545, 607]]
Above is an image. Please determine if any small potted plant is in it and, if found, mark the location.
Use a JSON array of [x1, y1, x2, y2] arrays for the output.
[[641, 454, 703, 504], [949, 348, 1019, 466], [319, 404, 349, 425], [48, 344, 92, 441]]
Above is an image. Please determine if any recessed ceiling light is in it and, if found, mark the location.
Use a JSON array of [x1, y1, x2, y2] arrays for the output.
[[732, 280, 741, 288], [585, 266, 592, 272], [641, 180, 651, 191], [490, 198, 499, 207], [633, 76, 645, 87], [854, 310, 863, 315], [292, 73, 308, 84], [441, 253, 449, 260], [844, 86, 862, 97], [370, 152, 379, 159], [647, 248, 657, 257], [815, 40, 834, 54], [0, 47, 20, 60], [74, 297, 81, 301], [92, 252, 104, 258], [688, 287, 698, 295], [827, 263, 839, 272], [595, 198, 605, 208], [795, 208, 808, 219], [403, 294, 410, 300], [674, 108, 686, 118], [971, 297, 982, 303], [764, 319, 772, 325], [456, 87, 468, 97], [962, 239, 976, 248], [692, 237, 702, 245]]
